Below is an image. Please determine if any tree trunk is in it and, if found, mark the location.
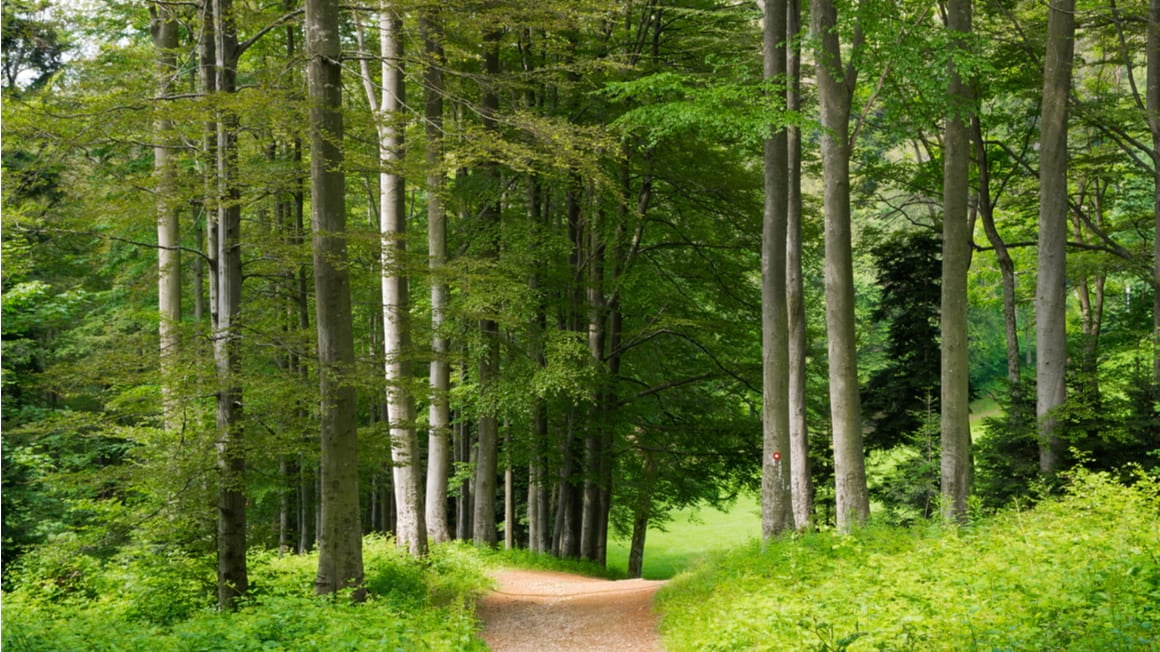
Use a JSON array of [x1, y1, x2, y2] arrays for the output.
[[786, 0, 812, 532], [811, 0, 869, 530], [455, 416, 474, 541], [307, 0, 364, 597], [526, 174, 551, 555], [940, 0, 973, 524], [555, 405, 581, 558], [378, 5, 427, 558], [1036, 0, 1075, 476], [581, 205, 606, 562], [421, 9, 452, 545], [974, 117, 1021, 387], [504, 429, 515, 549], [1148, 0, 1160, 382], [626, 451, 656, 579], [151, 4, 181, 434], [209, 0, 247, 610], [472, 27, 503, 548], [761, 0, 792, 541]]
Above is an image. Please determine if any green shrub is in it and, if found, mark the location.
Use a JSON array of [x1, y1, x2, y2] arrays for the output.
[[2, 538, 493, 651], [657, 468, 1160, 651]]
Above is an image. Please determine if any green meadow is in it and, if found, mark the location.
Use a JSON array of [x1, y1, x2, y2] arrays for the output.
[[607, 493, 764, 580]]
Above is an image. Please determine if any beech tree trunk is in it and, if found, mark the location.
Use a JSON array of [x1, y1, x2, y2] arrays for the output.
[[761, 0, 793, 540], [786, 0, 812, 532], [422, 9, 452, 545], [1036, 0, 1075, 476], [208, 0, 247, 610], [151, 4, 181, 435], [472, 28, 502, 548], [626, 451, 656, 579], [810, 0, 869, 530], [379, 6, 426, 557], [307, 0, 364, 597], [1148, 0, 1160, 382], [940, 0, 973, 524], [974, 117, 1021, 388]]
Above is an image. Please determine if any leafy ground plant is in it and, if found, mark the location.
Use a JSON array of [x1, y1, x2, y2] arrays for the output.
[[656, 468, 1160, 651], [2, 536, 492, 651]]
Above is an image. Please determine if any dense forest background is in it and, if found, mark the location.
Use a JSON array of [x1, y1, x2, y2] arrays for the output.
[[3, 0, 1158, 608]]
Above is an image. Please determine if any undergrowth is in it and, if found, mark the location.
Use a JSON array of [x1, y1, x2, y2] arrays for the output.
[[2, 535, 492, 651], [656, 468, 1160, 651], [482, 547, 625, 580]]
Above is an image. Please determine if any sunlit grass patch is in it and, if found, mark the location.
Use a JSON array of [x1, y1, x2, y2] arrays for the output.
[[656, 469, 1160, 651]]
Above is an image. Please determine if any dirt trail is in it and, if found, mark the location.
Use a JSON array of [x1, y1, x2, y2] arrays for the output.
[[476, 569, 667, 651]]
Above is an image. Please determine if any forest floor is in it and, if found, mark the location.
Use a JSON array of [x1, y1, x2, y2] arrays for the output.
[[476, 569, 667, 651]]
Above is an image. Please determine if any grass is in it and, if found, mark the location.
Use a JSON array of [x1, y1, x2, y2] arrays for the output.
[[655, 468, 1160, 651], [606, 493, 763, 580], [2, 536, 494, 652]]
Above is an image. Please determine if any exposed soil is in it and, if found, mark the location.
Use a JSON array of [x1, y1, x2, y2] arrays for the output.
[[476, 569, 667, 651]]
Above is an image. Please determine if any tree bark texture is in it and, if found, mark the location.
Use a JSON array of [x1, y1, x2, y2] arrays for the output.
[[379, 5, 427, 558], [810, 0, 870, 530], [422, 9, 452, 545], [471, 28, 502, 548], [974, 118, 1021, 388], [786, 0, 812, 532], [761, 0, 793, 541], [208, 0, 247, 610], [307, 0, 364, 597], [151, 4, 181, 435], [1148, 0, 1160, 382], [940, 0, 974, 524], [1036, 0, 1075, 476]]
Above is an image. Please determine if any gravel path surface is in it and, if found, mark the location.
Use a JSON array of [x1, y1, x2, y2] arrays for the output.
[[476, 569, 667, 651]]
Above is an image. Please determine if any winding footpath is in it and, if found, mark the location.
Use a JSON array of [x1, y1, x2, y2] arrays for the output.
[[476, 569, 667, 651]]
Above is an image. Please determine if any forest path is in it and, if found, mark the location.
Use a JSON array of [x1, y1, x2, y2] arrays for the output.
[[476, 569, 668, 651]]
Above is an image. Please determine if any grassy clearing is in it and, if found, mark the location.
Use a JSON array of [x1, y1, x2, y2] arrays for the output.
[[606, 493, 763, 579], [656, 468, 1160, 651]]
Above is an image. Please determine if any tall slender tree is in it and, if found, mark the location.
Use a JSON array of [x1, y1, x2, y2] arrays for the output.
[[1036, 0, 1076, 476], [378, 5, 426, 557], [421, 8, 452, 545], [810, 0, 870, 530], [151, 3, 180, 434], [208, 0, 247, 610], [306, 0, 364, 596], [1148, 0, 1160, 382], [761, 0, 793, 540], [472, 24, 502, 548], [940, 0, 974, 523], [786, 0, 812, 531]]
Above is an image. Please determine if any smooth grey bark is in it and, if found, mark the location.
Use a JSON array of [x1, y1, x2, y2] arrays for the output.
[[810, 0, 870, 530], [1036, 0, 1075, 476], [421, 10, 452, 545], [761, 0, 793, 541], [626, 451, 656, 578], [786, 0, 812, 532], [151, 4, 181, 434], [940, 0, 974, 524], [377, 6, 426, 558], [472, 29, 502, 548], [1149, 0, 1160, 382], [307, 0, 364, 597], [581, 206, 606, 562], [207, 0, 247, 610], [974, 117, 1021, 387]]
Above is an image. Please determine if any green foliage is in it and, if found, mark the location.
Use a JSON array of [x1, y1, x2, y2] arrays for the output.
[[2, 539, 493, 651], [862, 230, 942, 451], [656, 469, 1160, 651], [975, 380, 1041, 510], [483, 546, 623, 580]]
